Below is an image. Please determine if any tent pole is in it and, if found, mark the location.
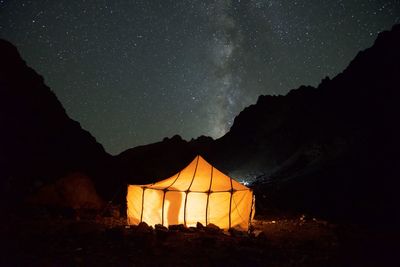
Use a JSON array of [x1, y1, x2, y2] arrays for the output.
[[248, 191, 255, 232], [162, 171, 181, 226], [140, 187, 145, 223], [229, 190, 233, 229], [184, 155, 200, 227], [205, 166, 213, 226], [161, 190, 166, 226], [229, 177, 233, 229]]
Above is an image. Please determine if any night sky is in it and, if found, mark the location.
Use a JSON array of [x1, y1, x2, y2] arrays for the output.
[[1, 1, 399, 154]]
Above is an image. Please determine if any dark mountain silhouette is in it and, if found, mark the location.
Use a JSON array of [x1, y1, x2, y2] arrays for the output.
[[117, 24, 400, 225], [0, 39, 115, 210], [220, 24, 400, 224]]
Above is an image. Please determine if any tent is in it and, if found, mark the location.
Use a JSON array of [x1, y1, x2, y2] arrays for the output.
[[127, 155, 255, 230]]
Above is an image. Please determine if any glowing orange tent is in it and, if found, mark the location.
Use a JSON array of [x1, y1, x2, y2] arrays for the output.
[[127, 155, 255, 230]]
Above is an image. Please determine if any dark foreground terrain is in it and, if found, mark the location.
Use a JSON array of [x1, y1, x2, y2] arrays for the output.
[[2, 212, 399, 267]]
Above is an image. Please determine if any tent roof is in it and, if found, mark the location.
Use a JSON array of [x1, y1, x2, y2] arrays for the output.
[[137, 155, 249, 193]]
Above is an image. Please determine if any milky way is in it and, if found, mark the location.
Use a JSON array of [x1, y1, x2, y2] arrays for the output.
[[1, 0, 399, 154]]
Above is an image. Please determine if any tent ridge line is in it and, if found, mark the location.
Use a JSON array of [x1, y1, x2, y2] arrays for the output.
[[184, 155, 200, 226]]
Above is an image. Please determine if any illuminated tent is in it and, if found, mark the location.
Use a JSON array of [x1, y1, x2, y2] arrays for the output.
[[127, 155, 255, 230]]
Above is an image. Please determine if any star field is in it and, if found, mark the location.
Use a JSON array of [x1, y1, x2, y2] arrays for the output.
[[1, 0, 399, 154]]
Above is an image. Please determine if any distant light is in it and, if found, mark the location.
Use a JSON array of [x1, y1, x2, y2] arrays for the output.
[[240, 180, 250, 186]]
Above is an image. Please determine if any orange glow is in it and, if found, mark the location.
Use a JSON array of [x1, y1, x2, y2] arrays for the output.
[[127, 155, 255, 230]]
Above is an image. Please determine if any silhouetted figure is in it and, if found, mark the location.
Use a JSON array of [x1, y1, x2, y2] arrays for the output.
[[164, 188, 182, 226]]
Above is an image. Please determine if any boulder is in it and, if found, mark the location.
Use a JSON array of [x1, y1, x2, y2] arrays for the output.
[[28, 172, 104, 210], [136, 221, 153, 233]]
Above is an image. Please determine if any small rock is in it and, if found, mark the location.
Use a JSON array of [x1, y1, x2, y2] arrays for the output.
[[229, 227, 247, 237], [196, 222, 205, 230], [136, 221, 153, 233], [222, 231, 231, 236], [252, 230, 264, 238], [155, 224, 168, 231], [205, 223, 221, 233], [168, 224, 186, 231]]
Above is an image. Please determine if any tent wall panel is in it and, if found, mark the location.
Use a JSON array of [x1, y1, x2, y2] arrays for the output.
[[127, 185, 143, 225], [185, 192, 207, 226], [207, 192, 231, 229], [231, 190, 253, 230], [142, 189, 163, 225], [210, 168, 232, 191]]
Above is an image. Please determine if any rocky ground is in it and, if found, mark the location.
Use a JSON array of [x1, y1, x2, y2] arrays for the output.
[[1, 211, 399, 267]]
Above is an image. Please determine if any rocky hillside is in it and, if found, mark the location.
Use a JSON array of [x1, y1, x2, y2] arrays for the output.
[[216, 24, 399, 224], [220, 24, 399, 177], [0, 39, 114, 208]]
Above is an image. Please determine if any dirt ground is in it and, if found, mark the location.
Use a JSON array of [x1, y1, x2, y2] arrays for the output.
[[1, 213, 399, 267]]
